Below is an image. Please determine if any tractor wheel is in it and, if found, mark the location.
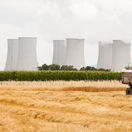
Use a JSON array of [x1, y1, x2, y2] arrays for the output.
[[126, 88, 132, 95]]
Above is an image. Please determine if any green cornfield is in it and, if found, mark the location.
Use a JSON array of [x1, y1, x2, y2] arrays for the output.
[[0, 71, 121, 81]]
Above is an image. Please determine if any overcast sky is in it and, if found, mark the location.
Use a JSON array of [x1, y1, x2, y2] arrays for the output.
[[0, 0, 132, 70]]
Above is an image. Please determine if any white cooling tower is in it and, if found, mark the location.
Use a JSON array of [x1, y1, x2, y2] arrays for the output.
[[97, 42, 112, 69], [52, 40, 66, 66], [5, 39, 19, 71], [65, 39, 85, 69], [17, 37, 38, 71], [111, 40, 131, 72]]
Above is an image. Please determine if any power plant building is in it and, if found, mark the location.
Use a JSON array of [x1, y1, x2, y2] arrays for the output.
[[17, 37, 38, 71], [97, 40, 131, 72], [65, 39, 85, 69], [52, 40, 66, 66], [97, 42, 112, 69], [52, 38, 85, 69], [5, 37, 38, 71], [5, 39, 19, 71], [111, 40, 131, 72]]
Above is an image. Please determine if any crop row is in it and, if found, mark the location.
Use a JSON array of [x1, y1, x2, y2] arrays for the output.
[[0, 71, 121, 81]]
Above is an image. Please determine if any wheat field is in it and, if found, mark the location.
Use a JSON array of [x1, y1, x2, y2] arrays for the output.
[[0, 81, 132, 132]]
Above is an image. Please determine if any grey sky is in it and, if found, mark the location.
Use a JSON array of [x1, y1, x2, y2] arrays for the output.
[[0, 0, 132, 70]]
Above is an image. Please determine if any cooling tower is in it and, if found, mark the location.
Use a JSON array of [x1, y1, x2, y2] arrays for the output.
[[97, 42, 112, 69], [52, 40, 66, 66], [111, 40, 131, 72], [17, 37, 38, 71], [65, 39, 85, 69], [5, 39, 19, 71]]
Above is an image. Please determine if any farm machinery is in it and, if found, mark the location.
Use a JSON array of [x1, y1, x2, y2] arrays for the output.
[[122, 69, 132, 95]]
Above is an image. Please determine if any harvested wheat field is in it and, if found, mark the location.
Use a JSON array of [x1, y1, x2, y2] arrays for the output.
[[0, 81, 132, 132]]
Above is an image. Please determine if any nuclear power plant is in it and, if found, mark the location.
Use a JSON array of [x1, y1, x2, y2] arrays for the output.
[[97, 42, 112, 69], [5, 37, 131, 72], [52, 38, 85, 69], [52, 40, 66, 66], [5, 37, 38, 71], [97, 40, 131, 72]]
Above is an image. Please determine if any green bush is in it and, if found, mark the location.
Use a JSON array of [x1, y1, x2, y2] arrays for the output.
[[0, 71, 121, 81]]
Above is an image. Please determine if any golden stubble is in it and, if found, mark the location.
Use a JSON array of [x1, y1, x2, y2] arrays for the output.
[[0, 81, 131, 132], [0, 80, 128, 92]]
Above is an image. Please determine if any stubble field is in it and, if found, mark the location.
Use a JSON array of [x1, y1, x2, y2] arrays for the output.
[[0, 81, 132, 132]]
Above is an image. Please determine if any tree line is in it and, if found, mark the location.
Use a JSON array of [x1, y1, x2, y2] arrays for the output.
[[38, 64, 110, 72]]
